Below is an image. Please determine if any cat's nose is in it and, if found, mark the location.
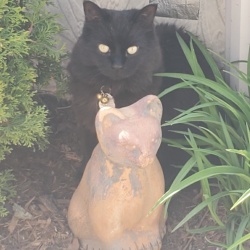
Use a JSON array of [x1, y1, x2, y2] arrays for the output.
[[111, 58, 124, 69], [112, 63, 123, 69]]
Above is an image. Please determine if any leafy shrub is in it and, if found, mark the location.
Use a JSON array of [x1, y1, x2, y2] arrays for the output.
[[0, 170, 16, 217], [155, 35, 250, 249], [0, 0, 66, 216]]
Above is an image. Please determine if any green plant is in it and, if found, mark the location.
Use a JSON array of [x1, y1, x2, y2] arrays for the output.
[[0, 170, 16, 217], [154, 35, 250, 249], [0, 0, 66, 215]]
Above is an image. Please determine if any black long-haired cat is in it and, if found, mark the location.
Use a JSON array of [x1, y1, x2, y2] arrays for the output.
[[68, 1, 213, 184]]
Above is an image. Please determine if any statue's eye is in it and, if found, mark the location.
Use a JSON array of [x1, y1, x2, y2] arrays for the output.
[[98, 44, 110, 54], [127, 46, 138, 55]]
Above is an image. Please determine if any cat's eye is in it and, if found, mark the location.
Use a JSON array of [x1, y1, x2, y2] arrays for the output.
[[127, 46, 138, 55], [98, 44, 110, 54]]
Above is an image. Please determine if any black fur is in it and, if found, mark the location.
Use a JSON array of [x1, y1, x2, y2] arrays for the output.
[[68, 1, 213, 184]]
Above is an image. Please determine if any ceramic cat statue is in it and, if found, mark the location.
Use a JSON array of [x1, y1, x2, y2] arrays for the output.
[[68, 95, 166, 250]]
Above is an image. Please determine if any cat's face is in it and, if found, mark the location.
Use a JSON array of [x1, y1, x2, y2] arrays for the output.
[[80, 1, 159, 81]]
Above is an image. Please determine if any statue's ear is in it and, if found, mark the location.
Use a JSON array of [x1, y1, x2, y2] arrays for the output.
[[136, 4, 157, 24], [83, 1, 103, 22], [145, 96, 162, 121], [96, 108, 125, 135], [102, 113, 122, 130]]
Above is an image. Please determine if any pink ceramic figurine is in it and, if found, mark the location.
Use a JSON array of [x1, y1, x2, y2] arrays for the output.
[[68, 95, 166, 250]]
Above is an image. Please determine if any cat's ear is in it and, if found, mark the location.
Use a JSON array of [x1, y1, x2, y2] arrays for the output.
[[137, 4, 157, 24], [83, 1, 103, 22]]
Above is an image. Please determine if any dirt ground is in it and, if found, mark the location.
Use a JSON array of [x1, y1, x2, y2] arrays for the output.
[[0, 95, 225, 250]]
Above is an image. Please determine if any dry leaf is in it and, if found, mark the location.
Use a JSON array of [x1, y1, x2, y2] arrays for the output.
[[8, 215, 19, 234]]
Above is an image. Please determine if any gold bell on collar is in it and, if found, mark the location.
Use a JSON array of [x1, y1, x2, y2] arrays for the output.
[[97, 93, 109, 104], [97, 86, 115, 109]]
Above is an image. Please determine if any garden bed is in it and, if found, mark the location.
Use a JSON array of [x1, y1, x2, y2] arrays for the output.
[[0, 95, 224, 250]]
